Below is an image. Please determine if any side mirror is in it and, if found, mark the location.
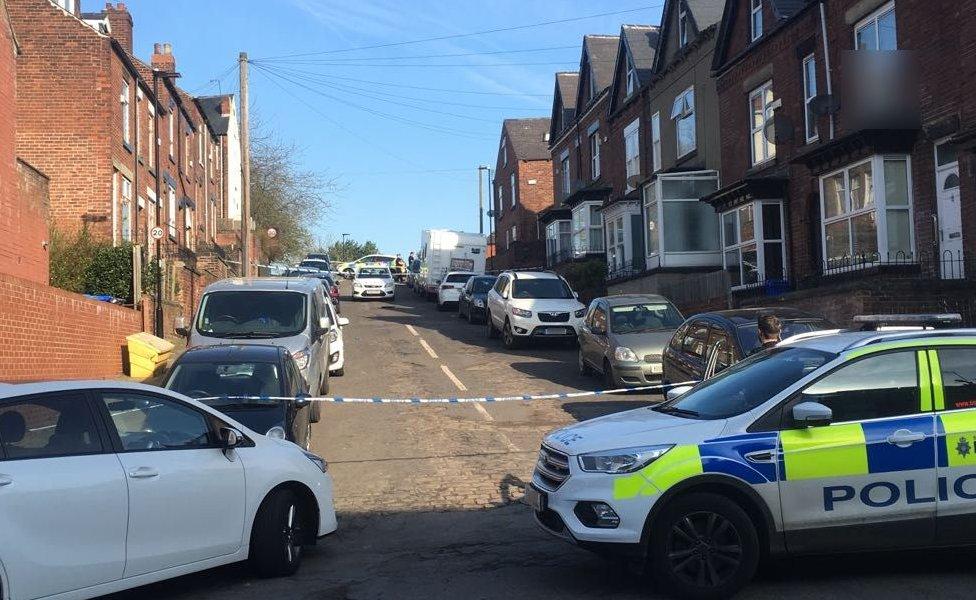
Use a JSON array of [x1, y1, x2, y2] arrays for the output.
[[665, 385, 694, 402], [338, 316, 350, 327], [294, 392, 311, 408], [793, 401, 832, 427], [318, 316, 330, 331], [573, 291, 579, 299], [174, 315, 189, 338], [220, 426, 242, 449]]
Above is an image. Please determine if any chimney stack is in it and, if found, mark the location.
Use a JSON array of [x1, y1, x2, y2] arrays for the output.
[[105, 3, 133, 54], [151, 42, 176, 73], [219, 96, 232, 116]]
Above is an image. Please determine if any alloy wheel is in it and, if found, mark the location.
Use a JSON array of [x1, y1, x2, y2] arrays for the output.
[[283, 503, 303, 564], [666, 511, 743, 589]]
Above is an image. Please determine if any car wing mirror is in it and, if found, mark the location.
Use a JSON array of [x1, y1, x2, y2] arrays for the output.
[[220, 426, 242, 449], [665, 384, 694, 402], [573, 291, 579, 299], [294, 392, 312, 408], [792, 401, 832, 427], [318, 316, 330, 331], [174, 315, 189, 338], [338, 316, 350, 327]]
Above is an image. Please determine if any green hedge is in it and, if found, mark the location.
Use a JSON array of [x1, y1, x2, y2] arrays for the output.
[[49, 227, 158, 302]]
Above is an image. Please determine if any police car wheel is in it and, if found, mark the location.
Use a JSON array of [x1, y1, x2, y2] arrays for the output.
[[650, 493, 758, 600]]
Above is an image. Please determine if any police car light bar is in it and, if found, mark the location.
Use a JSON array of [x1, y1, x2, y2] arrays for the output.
[[853, 313, 963, 331]]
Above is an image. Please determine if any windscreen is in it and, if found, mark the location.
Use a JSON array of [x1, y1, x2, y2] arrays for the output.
[[357, 268, 391, 278], [511, 278, 573, 300], [299, 259, 329, 271], [166, 361, 281, 404], [609, 303, 684, 334], [472, 278, 496, 293], [446, 273, 474, 283], [657, 347, 834, 420], [196, 291, 307, 338], [736, 320, 832, 354]]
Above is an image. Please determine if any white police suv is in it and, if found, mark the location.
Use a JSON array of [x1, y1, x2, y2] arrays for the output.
[[527, 315, 976, 598]]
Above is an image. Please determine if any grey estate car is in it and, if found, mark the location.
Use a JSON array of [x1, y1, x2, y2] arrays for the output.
[[578, 294, 684, 388]]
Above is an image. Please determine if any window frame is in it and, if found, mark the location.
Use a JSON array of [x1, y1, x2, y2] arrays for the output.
[[94, 390, 226, 454], [589, 130, 601, 180], [643, 170, 721, 266], [679, 8, 689, 47], [119, 174, 133, 243], [571, 201, 604, 255], [651, 111, 662, 172], [671, 86, 696, 158], [750, 0, 763, 41], [120, 79, 131, 147], [854, 1, 897, 51], [559, 149, 571, 198], [624, 118, 641, 192], [625, 58, 638, 97], [721, 200, 786, 289], [818, 154, 915, 272], [510, 172, 517, 208], [749, 80, 776, 166], [167, 185, 178, 240], [802, 54, 819, 144]]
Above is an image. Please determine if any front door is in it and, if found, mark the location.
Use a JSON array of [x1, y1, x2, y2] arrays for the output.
[[935, 141, 964, 278], [97, 391, 246, 578], [778, 350, 936, 553], [0, 392, 127, 600]]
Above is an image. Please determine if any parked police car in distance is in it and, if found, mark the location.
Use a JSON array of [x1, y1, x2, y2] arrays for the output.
[[527, 314, 976, 599], [0, 380, 336, 600]]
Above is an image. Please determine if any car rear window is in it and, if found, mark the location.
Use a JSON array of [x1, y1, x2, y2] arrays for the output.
[[446, 274, 474, 283], [472, 278, 495, 293]]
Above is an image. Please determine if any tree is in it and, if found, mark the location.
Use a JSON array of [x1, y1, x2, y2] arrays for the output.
[[325, 238, 381, 262], [250, 130, 341, 264]]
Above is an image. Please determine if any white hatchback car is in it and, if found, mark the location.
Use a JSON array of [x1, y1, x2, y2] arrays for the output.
[[0, 381, 337, 600], [352, 267, 396, 300], [435, 271, 476, 310]]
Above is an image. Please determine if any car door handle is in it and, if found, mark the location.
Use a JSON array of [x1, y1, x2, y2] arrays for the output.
[[887, 429, 926, 447], [128, 467, 159, 479], [0, 475, 12, 487]]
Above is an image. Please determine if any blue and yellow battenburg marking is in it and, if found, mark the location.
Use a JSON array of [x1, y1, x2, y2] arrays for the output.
[[613, 412, 976, 501]]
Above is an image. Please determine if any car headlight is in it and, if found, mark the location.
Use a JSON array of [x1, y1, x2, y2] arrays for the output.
[[303, 450, 328, 473], [578, 445, 673, 474], [575, 308, 586, 318], [293, 348, 310, 370], [353, 283, 363, 289], [266, 425, 286, 440], [511, 307, 532, 318], [614, 346, 640, 363], [328, 329, 338, 343], [473, 298, 485, 307]]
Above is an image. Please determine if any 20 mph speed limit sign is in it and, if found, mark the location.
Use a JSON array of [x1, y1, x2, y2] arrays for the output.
[[150, 226, 164, 240]]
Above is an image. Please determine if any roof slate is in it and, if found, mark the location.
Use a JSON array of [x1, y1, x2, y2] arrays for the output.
[[196, 95, 232, 136], [583, 35, 619, 92], [503, 118, 551, 161], [620, 24, 660, 86], [556, 72, 579, 112]]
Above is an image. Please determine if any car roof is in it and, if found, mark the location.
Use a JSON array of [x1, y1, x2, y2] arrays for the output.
[[174, 344, 284, 363], [601, 294, 672, 307], [204, 277, 321, 293], [0, 379, 183, 400], [445, 271, 476, 276], [693, 307, 826, 326], [503, 270, 558, 279], [782, 328, 976, 354]]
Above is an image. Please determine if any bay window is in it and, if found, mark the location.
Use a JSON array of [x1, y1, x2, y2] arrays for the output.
[[606, 215, 625, 272], [671, 87, 696, 158], [572, 202, 604, 255], [820, 155, 913, 271], [750, 81, 775, 165], [624, 118, 640, 192], [643, 171, 721, 269], [722, 201, 785, 288], [546, 220, 572, 262]]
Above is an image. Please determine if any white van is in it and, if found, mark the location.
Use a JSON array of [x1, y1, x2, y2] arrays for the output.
[[184, 278, 333, 400], [418, 229, 487, 299]]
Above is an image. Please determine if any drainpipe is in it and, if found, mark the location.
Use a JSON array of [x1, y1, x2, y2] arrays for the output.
[[819, 1, 835, 140]]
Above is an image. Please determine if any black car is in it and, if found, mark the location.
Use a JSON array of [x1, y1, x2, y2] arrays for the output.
[[458, 275, 497, 324], [162, 344, 314, 449], [662, 308, 834, 385]]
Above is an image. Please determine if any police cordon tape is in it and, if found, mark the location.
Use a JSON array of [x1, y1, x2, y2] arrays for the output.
[[196, 381, 697, 404]]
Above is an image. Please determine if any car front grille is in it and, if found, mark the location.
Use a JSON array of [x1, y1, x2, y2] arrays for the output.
[[643, 353, 662, 363], [365, 284, 382, 288], [538, 312, 570, 323], [533, 445, 570, 491]]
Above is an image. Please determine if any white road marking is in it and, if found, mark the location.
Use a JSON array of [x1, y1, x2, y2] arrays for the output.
[[440, 364, 467, 391], [472, 402, 493, 421], [405, 324, 419, 336], [418, 338, 438, 359]]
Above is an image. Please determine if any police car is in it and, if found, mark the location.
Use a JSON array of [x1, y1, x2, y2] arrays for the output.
[[526, 314, 976, 598]]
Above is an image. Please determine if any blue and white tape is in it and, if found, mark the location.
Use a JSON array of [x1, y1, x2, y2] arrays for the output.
[[198, 381, 694, 404]]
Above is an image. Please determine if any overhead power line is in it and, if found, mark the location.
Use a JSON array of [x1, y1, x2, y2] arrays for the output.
[[259, 44, 579, 64], [256, 4, 661, 60]]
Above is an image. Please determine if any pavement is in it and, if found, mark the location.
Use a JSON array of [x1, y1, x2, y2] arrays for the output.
[[101, 282, 976, 599]]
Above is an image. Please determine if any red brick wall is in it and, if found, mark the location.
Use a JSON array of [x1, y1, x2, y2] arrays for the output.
[[550, 93, 611, 206], [0, 272, 143, 381]]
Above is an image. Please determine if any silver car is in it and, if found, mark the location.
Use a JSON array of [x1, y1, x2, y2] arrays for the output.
[[183, 278, 332, 400], [577, 294, 684, 388]]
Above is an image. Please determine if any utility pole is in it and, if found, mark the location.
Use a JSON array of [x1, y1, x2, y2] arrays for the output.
[[239, 52, 252, 277], [477, 165, 488, 235]]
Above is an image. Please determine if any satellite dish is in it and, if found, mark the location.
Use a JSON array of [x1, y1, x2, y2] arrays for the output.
[[764, 115, 794, 144]]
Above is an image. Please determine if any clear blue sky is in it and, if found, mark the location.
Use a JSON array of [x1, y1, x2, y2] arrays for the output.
[[129, 1, 664, 258]]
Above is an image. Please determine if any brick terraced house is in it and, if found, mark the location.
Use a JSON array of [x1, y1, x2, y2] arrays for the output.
[[540, 34, 619, 273], [7, 0, 244, 332], [707, 0, 976, 325], [490, 118, 552, 270]]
